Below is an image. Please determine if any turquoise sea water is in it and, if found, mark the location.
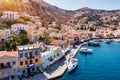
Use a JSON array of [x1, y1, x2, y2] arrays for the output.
[[58, 42, 120, 80]]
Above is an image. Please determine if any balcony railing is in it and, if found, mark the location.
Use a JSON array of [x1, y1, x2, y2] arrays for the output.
[[27, 56, 34, 59], [0, 65, 12, 70]]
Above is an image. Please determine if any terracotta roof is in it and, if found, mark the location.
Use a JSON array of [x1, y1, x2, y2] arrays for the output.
[[0, 51, 18, 58], [50, 40, 63, 45]]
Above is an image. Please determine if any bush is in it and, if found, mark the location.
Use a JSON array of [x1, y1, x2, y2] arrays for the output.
[[112, 27, 117, 31], [20, 16, 31, 21], [0, 23, 8, 29], [6, 19, 24, 26]]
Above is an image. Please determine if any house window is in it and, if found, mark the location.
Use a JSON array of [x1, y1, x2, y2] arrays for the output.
[[35, 59, 38, 62], [35, 51, 38, 56], [20, 53, 23, 58], [20, 61, 23, 66], [25, 61, 28, 65], [25, 53, 28, 58], [22, 70, 25, 74], [6, 62, 11, 68], [0, 63, 4, 69], [12, 61, 16, 65], [30, 60, 33, 64], [29, 52, 33, 58]]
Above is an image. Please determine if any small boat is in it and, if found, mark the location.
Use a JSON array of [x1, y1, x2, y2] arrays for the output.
[[79, 48, 93, 53], [104, 39, 113, 44], [115, 39, 120, 43], [94, 39, 103, 42], [88, 41, 100, 46], [67, 58, 78, 72]]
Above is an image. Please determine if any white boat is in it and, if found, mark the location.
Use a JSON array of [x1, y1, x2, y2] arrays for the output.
[[88, 41, 100, 46], [94, 39, 103, 42], [79, 48, 93, 53], [115, 39, 120, 43], [104, 39, 113, 43], [67, 58, 78, 72]]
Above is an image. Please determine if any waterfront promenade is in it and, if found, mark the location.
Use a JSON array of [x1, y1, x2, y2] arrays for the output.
[[43, 42, 87, 80], [13, 46, 80, 80], [43, 60, 67, 79]]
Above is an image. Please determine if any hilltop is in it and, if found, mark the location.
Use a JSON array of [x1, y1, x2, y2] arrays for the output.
[[1, 0, 120, 28], [0, 0, 74, 24], [68, 7, 120, 28]]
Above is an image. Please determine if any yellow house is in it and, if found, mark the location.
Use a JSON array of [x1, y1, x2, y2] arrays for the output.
[[17, 43, 42, 75]]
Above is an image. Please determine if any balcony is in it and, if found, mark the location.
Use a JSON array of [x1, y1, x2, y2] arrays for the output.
[[0, 65, 12, 70], [27, 56, 35, 59]]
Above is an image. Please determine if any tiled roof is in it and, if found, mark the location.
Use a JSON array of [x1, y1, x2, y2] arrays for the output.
[[50, 40, 62, 45], [0, 51, 18, 58]]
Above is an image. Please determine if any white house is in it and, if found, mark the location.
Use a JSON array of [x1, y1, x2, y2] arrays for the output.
[[1, 11, 19, 20], [0, 29, 10, 40], [11, 24, 26, 35], [5, 29, 11, 38], [41, 46, 64, 68], [52, 21, 56, 27]]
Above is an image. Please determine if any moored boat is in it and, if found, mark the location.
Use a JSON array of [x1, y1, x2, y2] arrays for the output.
[[94, 39, 103, 42], [114, 39, 120, 43], [67, 58, 78, 72], [79, 48, 93, 53], [88, 41, 100, 46], [104, 39, 113, 44]]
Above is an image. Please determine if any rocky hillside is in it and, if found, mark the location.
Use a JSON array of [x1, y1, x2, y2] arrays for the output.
[[1, 0, 120, 27], [0, 0, 74, 24], [68, 7, 120, 27]]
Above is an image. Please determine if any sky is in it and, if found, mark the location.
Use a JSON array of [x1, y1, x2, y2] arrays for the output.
[[43, 0, 120, 10]]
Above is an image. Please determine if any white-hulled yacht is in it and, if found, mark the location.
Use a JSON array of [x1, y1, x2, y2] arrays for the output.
[[67, 58, 78, 72], [79, 48, 93, 53], [104, 39, 113, 43]]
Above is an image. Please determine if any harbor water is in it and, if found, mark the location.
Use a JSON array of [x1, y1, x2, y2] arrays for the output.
[[57, 42, 120, 80]]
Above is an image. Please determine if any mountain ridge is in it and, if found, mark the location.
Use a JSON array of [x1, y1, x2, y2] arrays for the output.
[[0, 0, 120, 27]]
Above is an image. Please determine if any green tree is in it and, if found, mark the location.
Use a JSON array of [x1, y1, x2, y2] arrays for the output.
[[19, 34, 29, 45], [6, 34, 19, 50], [10, 41, 18, 50], [19, 30, 27, 34], [6, 40, 18, 50], [19, 30, 30, 45], [8, 34, 18, 41]]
